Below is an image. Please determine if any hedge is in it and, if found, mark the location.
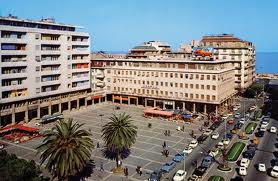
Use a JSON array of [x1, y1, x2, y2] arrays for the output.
[[208, 176, 225, 181], [245, 122, 257, 134], [227, 142, 246, 161]]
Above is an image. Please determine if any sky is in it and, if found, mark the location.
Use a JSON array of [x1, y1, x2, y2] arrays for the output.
[[1, 0, 278, 52]]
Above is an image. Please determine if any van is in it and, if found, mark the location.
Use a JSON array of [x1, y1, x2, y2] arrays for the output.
[[201, 155, 213, 168]]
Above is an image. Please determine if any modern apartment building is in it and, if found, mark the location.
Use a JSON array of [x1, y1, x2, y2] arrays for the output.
[[91, 41, 237, 115], [0, 16, 91, 125], [200, 34, 256, 92]]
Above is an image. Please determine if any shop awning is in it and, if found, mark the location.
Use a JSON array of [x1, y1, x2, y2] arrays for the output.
[[0, 124, 39, 134], [144, 108, 173, 117]]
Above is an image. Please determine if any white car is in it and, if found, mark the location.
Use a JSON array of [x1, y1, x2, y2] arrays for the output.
[[270, 127, 277, 133], [222, 115, 228, 120], [258, 163, 266, 172], [211, 132, 220, 139], [240, 158, 250, 168], [173, 170, 187, 181], [239, 166, 247, 176], [217, 141, 224, 149], [203, 129, 213, 136], [271, 166, 278, 177], [245, 113, 250, 118], [239, 118, 245, 124], [227, 113, 233, 117], [236, 103, 241, 108], [222, 139, 231, 145], [261, 122, 269, 129], [233, 107, 238, 111], [209, 148, 219, 157], [183, 146, 193, 154], [260, 126, 267, 132], [189, 140, 198, 148]]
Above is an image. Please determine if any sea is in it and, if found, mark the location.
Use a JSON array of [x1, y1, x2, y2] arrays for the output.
[[256, 52, 278, 74]]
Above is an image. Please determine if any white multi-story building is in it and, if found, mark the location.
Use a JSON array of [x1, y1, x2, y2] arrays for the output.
[[0, 16, 91, 125], [91, 41, 237, 115], [200, 34, 256, 92]]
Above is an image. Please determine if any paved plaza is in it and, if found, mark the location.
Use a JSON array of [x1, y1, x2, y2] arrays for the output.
[[66, 103, 205, 181]]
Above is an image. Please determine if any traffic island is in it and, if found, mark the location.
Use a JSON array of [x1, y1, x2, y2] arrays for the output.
[[245, 122, 257, 134], [208, 175, 225, 181], [227, 142, 246, 161]]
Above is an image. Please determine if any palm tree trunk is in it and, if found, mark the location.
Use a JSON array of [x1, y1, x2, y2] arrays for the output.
[[116, 149, 122, 168]]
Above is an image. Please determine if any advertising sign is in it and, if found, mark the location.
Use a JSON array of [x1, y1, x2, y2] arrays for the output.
[[192, 47, 214, 58]]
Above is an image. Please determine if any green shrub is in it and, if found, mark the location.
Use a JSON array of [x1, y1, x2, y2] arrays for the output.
[[227, 142, 245, 161]]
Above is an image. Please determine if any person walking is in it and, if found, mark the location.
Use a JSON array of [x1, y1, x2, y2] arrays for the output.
[[125, 167, 129, 178], [100, 162, 104, 172], [168, 130, 171, 136], [139, 167, 143, 176], [97, 142, 100, 148], [163, 141, 166, 148]]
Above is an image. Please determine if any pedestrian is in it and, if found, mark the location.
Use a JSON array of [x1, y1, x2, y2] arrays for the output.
[[125, 167, 129, 178], [97, 142, 100, 148], [168, 130, 171, 136], [100, 162, 104, 172], [163, 141, 166, 148], [165, 150, 169, 157], [139, 167, 143, 176]]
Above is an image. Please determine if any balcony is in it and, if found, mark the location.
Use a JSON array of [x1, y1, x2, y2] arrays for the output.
[[40, 69, 61, 76], [1, 61, 27, 67], [96, 73, 105, 79], [1, 84, 26, 91], [41, 80, 61, 86], [96, 82, 105, 88]]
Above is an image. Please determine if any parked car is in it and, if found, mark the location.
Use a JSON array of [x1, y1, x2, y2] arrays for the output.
[[270, 126, 277, 133], [189, 140, 198, 148], [239, 167, 247, 176], [247, 143, 258, 150], [235, 113, 241, 119], [270, 166, 278, 178], [211, 132, 219, 139], [197, 135, 208, 143], [260, 126, 267, 132], [225, 133, 233, 139], [233, 107, 238, 111], [222, 115, 229, 120], [235, 123, 243, 129], [256, 130, 265, 137], [240, 158, 250, 168], [173, 153, 184, 162], [222, 138, 231, 145], [173, 170, 187, 181], [231, 128, 238, 134], [162, 161, 176, 173], [201, 155, 213, 168], [261, 122, 269, 129], [217, 141, 224, 149], [209, 148, 219, 157], [148, 170, 163, 181], [228, 119, 235, 125], [192, 166, 207, 178], [239, 118, 245, 124], [210, 122, 220, 130], [188, 175, 200, 181], [243, 149, 255, 160], [183, 146, 193, 155], [203, 129, 213, 136], [258, 163, 266, 172]]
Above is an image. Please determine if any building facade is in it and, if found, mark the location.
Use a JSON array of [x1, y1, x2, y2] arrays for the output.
[[200, 34, 256, 92], [0, 16, 91, 125], [91, 41, 237, 115]]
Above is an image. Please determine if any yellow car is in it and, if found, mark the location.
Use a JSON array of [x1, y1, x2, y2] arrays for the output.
[[231, 128, 238, 134]]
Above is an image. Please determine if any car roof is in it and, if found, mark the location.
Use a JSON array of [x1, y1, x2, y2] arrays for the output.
[[177, 170, 185, 174], [242, 158, 249, 161]]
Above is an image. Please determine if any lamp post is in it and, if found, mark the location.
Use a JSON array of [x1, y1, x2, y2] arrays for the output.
[[224, 103, 228, 139]]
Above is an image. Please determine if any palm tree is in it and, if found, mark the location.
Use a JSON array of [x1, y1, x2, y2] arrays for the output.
[[102, 113, 137, 172], [36, 118, 94, 180]]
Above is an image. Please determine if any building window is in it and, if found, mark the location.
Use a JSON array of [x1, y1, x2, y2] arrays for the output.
[[180, 74, 183, 78], [185, 93, 188, 98], [212, 85, 216, 90], [207, 75, 210, 80], [201, 85, 204, 89], [201, 94, 204, 99], [201, 75, 204, 80], [212, 95, 216, 100], [207, 85, 210, 90], [196, 84, 199, 89], [36, 66, 40, 72], [190, 84, 193, 88], [207, 95, 210, 101], [180, 83, 183, 88], [196, 74, 199, 79], [165, 82, 168, 86], [196, 94, 199, 99], [36, 88, 40, 93], [36, 77, 40, 82], [36, 45, 40, 50], [35, 34, 40, 39], [185, 74, 188, 79], [213, 75, 216, 80], [185, 84, 188, 88]]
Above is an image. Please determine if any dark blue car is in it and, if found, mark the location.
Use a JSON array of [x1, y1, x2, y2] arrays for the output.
[[225, 133, 233, 139]]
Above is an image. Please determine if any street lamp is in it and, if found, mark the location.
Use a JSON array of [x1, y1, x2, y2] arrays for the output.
[[224, 103, 228, 139]]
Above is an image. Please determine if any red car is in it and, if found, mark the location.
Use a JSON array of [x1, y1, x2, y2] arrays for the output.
[[194, 48, 212, 57], [228, 119, 235, 125]]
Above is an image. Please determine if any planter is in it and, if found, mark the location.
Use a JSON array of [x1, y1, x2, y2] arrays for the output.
[[245, 123, 257, 134], [217, 165, 232, 172], [227, 142, 246, 161]]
